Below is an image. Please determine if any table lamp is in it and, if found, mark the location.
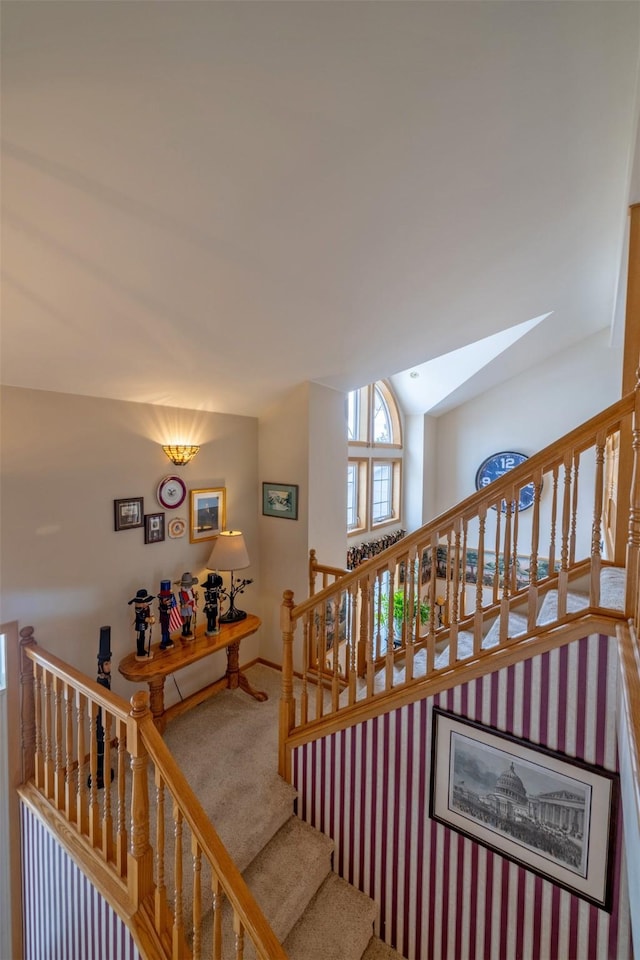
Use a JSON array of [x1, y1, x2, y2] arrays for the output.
[[207, 530, 253, 623]]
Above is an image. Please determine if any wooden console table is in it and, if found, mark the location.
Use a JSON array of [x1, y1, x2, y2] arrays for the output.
[[118, 614, 266, 731]]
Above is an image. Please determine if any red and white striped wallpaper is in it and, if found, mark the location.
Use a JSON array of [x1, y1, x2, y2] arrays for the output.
[[293, 633, 632, 960], [21, 805, 140, 960]]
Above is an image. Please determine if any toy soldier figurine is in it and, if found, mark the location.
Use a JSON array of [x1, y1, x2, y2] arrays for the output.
[[93, 626, 114, 788], [97, 625, 112, 692], [156, 580, 176, 650], [201, 572, 223, 636], [173, 572, 199, 639], [128, 588, 155, 659]]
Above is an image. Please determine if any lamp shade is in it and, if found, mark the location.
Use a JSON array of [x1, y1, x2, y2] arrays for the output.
[[207, 530, 250, 571], [162, 444, 200, 466]]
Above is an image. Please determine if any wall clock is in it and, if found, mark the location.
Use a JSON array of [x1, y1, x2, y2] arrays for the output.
[[156, 475, 187, 510], [475, 451, 536, 512]]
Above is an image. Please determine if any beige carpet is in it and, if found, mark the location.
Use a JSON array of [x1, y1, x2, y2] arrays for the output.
[[160, 662, 404, 960], [163, 663, 296, 873]]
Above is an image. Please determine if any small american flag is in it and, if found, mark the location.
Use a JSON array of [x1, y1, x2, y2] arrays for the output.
[[169, 594, 183, 633]]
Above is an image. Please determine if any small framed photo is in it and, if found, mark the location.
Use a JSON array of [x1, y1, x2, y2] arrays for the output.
[[262, 482, 299, 520], [114, 497, 144, 531], [190, 487, 226, 543], [144, 512, 165, 544], [430, 707, 618, 909]]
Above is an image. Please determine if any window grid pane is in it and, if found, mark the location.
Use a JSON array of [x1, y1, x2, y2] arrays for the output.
[[347, 391, 360, 441], [372, 462, 392, 522], [373, 386, 392, 443], [347, 463, 358, 528]]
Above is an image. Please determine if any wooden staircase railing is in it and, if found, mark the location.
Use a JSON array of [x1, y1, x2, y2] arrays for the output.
[[14, 628, 287, 960], [279, 379, 640, 780]]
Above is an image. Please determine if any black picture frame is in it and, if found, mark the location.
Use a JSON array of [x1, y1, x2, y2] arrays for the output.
[[144, 512, 165, 544], [429, 707, 618, 910], [262, 482, 299, 520], [114, 497, 144, 531]]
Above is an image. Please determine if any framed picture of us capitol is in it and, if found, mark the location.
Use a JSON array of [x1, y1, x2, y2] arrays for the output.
[[429, 708, 617, 909]]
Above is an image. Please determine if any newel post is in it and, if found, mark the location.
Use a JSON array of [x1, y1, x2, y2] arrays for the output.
[[279, 590, 296, 781], [127, 691, 154, 908], [308, 549, 318, 597], [626, 371, 640, 625], [616, 205, 640, 565], [18, 626, 37, 784]]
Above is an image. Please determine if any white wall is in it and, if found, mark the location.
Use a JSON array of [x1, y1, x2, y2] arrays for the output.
[[431, 330, 624, 555], [403, 413, 425, 533], [0, 386, 260, 706], [0, 380, 351, 692], [258, 383, 311, 667], [405, 412, 438, 532], [257, 381, 347, 669], [308, 382, 348, 568]]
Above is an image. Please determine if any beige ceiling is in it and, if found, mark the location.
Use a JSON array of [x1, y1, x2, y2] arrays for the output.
[[2, 1, 639, 417]]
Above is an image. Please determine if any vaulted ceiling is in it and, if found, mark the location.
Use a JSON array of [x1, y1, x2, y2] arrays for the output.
[[2, 1, 639, 417]]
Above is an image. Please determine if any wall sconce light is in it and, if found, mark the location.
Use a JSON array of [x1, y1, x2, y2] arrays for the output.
[[162, 444, 200, 466]]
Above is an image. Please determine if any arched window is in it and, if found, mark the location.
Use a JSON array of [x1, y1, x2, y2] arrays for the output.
[[346, 380, 403, 535]]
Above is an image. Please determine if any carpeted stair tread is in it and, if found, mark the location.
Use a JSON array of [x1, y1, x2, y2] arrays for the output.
[[433, 614, 524, 670], [283, 872, 378, 960], [362, 935, 408, 960], [536, 567, 625, 624], [536, 589, 588, 625], [600, 566, 626, 608], [242, 815, 334, 945], [433, 630, 476, 668], [482, 610, 528, 648], [163, 667, 298, 872]]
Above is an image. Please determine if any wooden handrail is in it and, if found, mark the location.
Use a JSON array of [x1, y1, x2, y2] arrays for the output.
[[14, 628, 287, 960], [626, 375, 640, 628], [135, 695, 287, 959], [308, 548, 348, 596], [27, 640, 131, 722]]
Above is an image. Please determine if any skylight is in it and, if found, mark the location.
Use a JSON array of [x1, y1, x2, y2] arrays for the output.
[[391, 314, 550, 415]]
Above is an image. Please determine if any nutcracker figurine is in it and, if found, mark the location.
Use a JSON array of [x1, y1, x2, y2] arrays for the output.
[[156, 580, 176, 650], [90, 626, 113, 788], [201, 572, 223, 636], [173, 572, 199, 639], [128, 587, 155, 659]]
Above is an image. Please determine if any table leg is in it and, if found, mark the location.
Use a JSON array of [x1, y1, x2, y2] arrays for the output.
[[148, 676, 166, 731], [226, 641, 268, 701], [238, 672, 269, 702], [226, 641, 241, 690]]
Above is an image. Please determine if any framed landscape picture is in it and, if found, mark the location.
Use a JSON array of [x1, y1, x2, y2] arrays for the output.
[[262, 482, 298, 520], [190, 487, 226, 543], [429, 708, 617, 909]]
